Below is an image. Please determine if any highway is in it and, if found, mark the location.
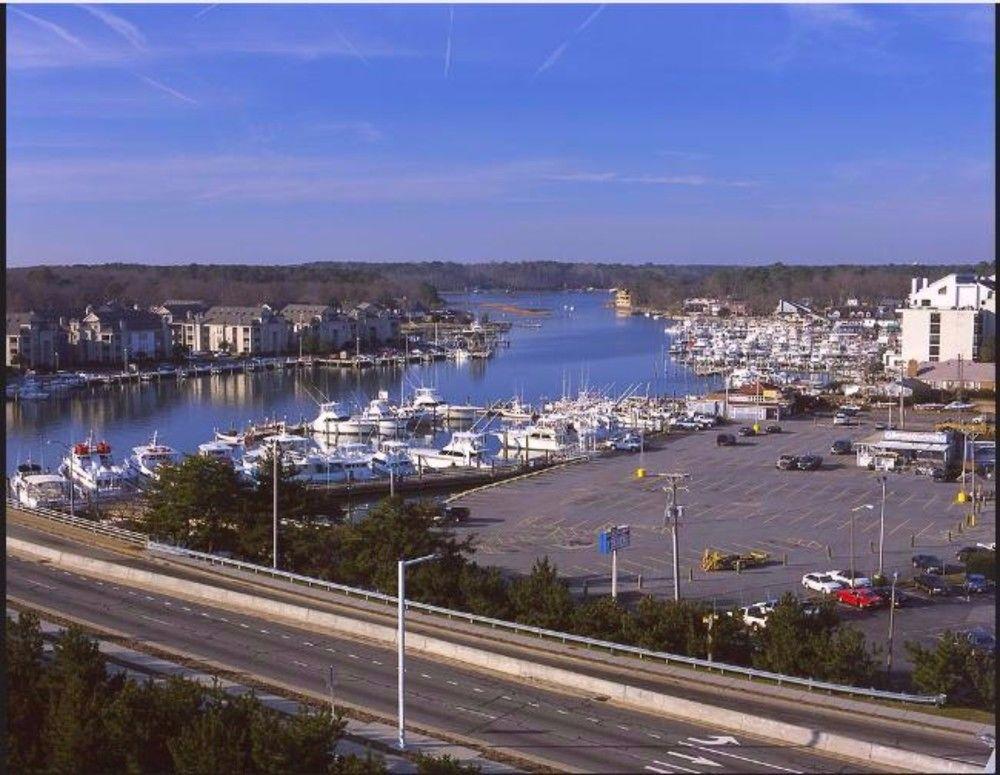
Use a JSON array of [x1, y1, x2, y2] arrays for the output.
[[8, 552, 860, 774]]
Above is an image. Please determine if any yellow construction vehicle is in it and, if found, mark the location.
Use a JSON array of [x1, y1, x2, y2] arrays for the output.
[[701, 548, 770, 572], [934, 421, 995, 439]]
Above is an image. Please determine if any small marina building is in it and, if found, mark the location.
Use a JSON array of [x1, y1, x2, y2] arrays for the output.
[[687, 383, 793, 422], [854, 429, 960, 471]]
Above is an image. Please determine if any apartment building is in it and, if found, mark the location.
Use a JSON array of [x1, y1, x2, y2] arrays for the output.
[[281, 303, 354, 352], [151, 300, 210, 353], [201, 304, 290, 355], [68, 303, 170, 365], [899, 273, 995, 363], [6, 312, 67, 370]]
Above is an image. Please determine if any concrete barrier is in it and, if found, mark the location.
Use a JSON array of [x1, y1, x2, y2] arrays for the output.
[[8, 537, 981, 774]]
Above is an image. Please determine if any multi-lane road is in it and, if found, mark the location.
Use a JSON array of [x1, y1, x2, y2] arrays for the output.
[[10, 551, 863, 774], [7, 512, 993, 774]]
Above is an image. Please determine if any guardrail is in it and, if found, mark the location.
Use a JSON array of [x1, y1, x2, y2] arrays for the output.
[[7, 501, 148, 547], [149, 540, 945, 706]]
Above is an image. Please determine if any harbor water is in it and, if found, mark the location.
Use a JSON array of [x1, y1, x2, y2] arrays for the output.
[[5, 290, 717, 471]]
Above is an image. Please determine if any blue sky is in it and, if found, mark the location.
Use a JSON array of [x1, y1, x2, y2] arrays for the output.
[[6, 3, 995, 265]]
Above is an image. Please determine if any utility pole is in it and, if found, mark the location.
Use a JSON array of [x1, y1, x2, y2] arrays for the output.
[[272, 438, 279, 569], [397, 553, 439, 750], [652, 473, 689, 601], [898, 363, 905, 430], [851, 504, 874, 586]]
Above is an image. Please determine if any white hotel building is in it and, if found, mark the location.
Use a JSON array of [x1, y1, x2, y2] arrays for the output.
[[898, 273, 995, 363]]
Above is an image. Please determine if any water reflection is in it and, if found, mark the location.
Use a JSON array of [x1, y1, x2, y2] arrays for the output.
[[6, 291, 717, 469]]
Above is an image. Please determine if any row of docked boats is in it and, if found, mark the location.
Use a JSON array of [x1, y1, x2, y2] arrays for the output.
[[7, 387, 686, 511]]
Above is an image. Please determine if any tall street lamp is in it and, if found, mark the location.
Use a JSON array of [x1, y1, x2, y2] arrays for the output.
[[272, 437, 280, 569], [850, 504, 874, 586], [875, 475, 888, 579], [397, 552, 439, 750], [886, 571, 898, 677]]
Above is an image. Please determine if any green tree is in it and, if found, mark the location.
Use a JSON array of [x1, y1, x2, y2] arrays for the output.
[[570, 596, 630, 642], [333, 750, 389, 774], [625, 597, 709, 656], [908, 633, 995, 707], [507, 557, 574, 630], [821, 627, 879, 686], [250, 704, 344, 774], [751, 595, 830, 678], [144, 455, 249, 552], [5, 612, 48, 771]]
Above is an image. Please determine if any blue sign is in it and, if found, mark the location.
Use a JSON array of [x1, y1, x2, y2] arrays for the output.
[[598, 525, 631, 555]]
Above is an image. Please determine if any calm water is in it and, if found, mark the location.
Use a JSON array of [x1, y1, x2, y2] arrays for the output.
[[5, 291, 716, 470]]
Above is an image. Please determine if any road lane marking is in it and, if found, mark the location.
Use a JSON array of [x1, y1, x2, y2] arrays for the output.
[[348, 654, 359, 659], [144, 595, 155, 601], [645, 767, 673, 774], [325, 647, 336, 653], [527, 701, 539, 708], [678, 742, 801, 773], [647, 733, 662, 739], [447, 680, 458, 686], [587, 717, 600, 723], [421, 673, 432, 679], [667, 751, 722, 767], [617, 725, 629, 731], [292, 660, 309, 668], [302, 641, 314, 647], [371, 660, 382, 665], [27, 580, 55, 590], [501, 695, 513, 701], [556, 708, 568, 715], [163, 602, 172, 606], [139, 614, 170, 626], [651, 759, 698, 774], [259, 629, 269, 634], [473, 687, 483, 693]]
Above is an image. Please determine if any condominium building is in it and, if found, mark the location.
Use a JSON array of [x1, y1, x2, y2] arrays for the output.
[[201, 304, 290, 355], [68, 303, 170, 365], [6, 312, 67, 370], [899, 273, 995, 363], [281, 303, 354, 352]]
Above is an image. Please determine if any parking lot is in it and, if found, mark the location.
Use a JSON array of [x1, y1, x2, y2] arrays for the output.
[[454, 413, 995, 658]]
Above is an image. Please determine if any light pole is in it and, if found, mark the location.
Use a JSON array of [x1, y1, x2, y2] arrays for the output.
[[850, 504, 874, 586], [397, 552, 439, 750], [875, 475, 888, 579], [886, 571, 898, 677]]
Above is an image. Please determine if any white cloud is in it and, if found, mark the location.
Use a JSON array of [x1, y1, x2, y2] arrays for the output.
[[544, 171, 755, 188]]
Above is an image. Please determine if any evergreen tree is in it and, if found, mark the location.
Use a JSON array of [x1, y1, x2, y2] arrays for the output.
[[507, 557, 574, 630], [5, 612, 48, 772]]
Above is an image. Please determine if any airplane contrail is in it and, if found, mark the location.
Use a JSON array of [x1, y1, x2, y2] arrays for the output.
[[13, 8, 88, 50], [138, 74, 198, 105], [444, 6, 454, 78], [533, 4, 606, 80]]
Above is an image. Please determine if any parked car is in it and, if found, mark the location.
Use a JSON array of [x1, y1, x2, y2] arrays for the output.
[[960, 627, 996, 653], [873, 421, 887, 431], [976, 541, 995, 551], [830, 439, 853, 455], [434, 505, 470, 524], [835, 587, 884, 609], [828, 569, 872, 588], [612, 434, 641, 452], [737, 425, 755, 437], [833, 414, 855, 426], [716, 433, 737, 447], [912, 554, 944, 574], [956, 546, 992, 564], [871, 587, 914, 608], [673, 419, 701, 430], [776, 454, 799, 470], [738, 600, 778, 629], [796, 455, 823, 471], [931, 467, 959, 483], [801, 572, 843, 594], [913, 573, 951, 595], [765, 424, 782, 434], [963, 574, 991, 594]]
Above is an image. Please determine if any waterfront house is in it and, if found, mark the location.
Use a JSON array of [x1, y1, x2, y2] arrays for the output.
[[69, 303, 170, 365], [281, 303, 354, 353], [349, 303, 400, 348], [6, 311, 67, 370], [151, 300, 210, 354], [201, 304, 290, 355], [613, 288, 633, 309]]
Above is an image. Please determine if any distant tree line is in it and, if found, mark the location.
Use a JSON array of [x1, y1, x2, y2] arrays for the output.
[[7, 260, 993, 317]]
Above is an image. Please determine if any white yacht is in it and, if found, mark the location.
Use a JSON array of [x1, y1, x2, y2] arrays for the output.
[[406, 386, 447, 421], [127, 432, 180, 480], [59, 437, 131, 496], [410, 431, 492, 470], [371, 440, 417, 477], [500, 421, 574, 458], [198, 440, 240, 467], [327, 442, 376, 482], [361, 392, 408, 436], [9, 463, 72, 509], [311, 401, 375, 437]]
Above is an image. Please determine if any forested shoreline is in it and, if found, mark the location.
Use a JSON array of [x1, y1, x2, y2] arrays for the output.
[[7, 261, 992, 316]]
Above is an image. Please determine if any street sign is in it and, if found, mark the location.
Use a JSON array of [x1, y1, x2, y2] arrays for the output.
[[598, 524, 631, 555]]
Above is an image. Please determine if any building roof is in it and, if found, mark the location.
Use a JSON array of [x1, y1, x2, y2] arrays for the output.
[[203, 305, 279, 325], [281, 303, 336, 320], [6, 312, 36, 334], [914, 360, 996, 384], [155, 300, 208, 317], [84, 304, 163, 331]]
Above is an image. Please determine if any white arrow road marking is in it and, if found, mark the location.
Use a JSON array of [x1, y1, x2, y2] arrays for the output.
[[644, 767, 673, 774], [687, 736, 739, 746], [678, 742, 802, 773], [651, 759, 699, 774], [667, 751, 722, 767]]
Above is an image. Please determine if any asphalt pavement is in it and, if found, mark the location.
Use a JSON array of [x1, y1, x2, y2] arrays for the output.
[[8, 552, 869, 774]]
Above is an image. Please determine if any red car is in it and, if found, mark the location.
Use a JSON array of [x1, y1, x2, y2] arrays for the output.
[[835, 587, 884, 609]]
